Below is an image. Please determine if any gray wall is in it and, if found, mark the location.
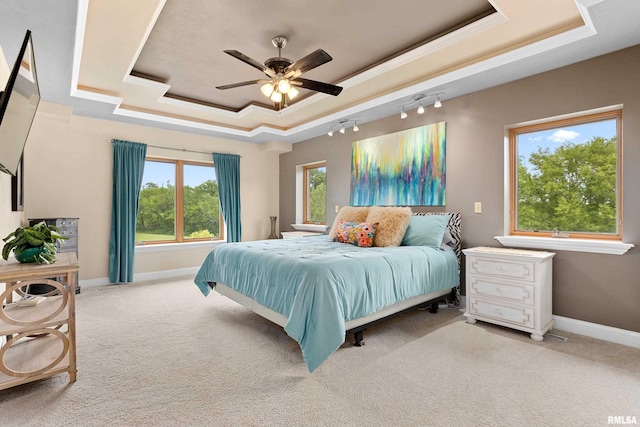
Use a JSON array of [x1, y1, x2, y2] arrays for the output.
[[279, 44, 640, 333]]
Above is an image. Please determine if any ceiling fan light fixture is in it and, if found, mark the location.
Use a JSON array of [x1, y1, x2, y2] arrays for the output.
[[261, 83, 274, 97], [287, 86, 299, 100], [278, 78, 291, 93], [270, 91, 283, 103]]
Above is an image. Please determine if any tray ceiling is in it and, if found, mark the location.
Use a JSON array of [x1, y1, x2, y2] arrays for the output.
[[3, 0, 640, 145]]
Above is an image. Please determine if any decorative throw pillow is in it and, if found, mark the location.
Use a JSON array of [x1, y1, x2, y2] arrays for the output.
[[365, 206, 412, 247], [401, 214, 451, 248], [329, 206, 370, 239], [333, 221, 378, 247]]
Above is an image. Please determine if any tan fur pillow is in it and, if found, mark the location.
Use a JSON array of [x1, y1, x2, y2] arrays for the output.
[[329, 206, 370, 238], [366, 206, 412, 247]]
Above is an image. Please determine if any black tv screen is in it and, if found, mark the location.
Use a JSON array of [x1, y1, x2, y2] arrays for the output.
[[0, 30, 40, 176]]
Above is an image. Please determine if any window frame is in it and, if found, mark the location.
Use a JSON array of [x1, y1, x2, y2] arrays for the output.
[[302, 161, 327, 225], [508, 109, 623, 241], [136, 157, 224, 245]]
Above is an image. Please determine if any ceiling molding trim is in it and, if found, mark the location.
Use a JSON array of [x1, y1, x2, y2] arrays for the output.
[[69, 0, 89, 97], [158, 94, 281, 119], [335, 11, 507, 91], [123, 0, 167, 77], [113, 106, 296, 139], [73, 87, 124, 106], [123, 74, 171, 92]]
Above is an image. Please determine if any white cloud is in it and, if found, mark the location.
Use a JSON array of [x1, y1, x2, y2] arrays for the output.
[[529, 136, 543, 142], [547, 129, 579, 143]]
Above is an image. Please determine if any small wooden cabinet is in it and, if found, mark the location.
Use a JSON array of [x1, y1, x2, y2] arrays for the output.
[[463, 246, 555, 341], [0, 252, 79, 390]]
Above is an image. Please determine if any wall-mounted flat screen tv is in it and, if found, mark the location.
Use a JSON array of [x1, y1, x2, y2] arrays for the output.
[[0, 30, 40, 176]]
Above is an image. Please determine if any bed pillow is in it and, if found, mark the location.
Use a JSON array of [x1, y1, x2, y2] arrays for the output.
[[365, 206, 412, 247], [329, 206, 370, 239], [401, 214, 451, 248], [333, 221, 378, 247]]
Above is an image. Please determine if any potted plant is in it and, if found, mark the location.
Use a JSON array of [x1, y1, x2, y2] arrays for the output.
[[2, 221, 68, 264]]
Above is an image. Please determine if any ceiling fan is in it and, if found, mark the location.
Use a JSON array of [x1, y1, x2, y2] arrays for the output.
[[216, 36, 343, 109]]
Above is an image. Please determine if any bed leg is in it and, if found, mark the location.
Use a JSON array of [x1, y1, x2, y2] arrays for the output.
[[428, 301, 439, 313], [353, 330, 365, 347]]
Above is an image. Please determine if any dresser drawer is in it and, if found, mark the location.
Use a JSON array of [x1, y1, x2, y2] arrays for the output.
[[468, 277, 534, 305], [468, 297, 534, 328], [469, 257, 535, 282]]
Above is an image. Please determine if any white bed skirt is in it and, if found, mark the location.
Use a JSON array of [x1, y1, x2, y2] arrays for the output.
[[214, 282, 452, 332]]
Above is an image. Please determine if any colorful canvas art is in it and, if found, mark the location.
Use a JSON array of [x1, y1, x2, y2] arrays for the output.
[[350, 122, 446, 206]]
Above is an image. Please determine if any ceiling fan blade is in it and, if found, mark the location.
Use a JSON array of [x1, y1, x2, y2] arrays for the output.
[[223, 50, 276, 77], [284, 49, 332, 78], [216, 79, 263, 90], [293, 78, 343, 96]]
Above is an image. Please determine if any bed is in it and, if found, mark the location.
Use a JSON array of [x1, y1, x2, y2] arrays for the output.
[[194, 210, 461, 372]]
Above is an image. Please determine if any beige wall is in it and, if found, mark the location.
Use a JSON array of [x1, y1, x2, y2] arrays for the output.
[[21, 103, 280, 281], [279, 44, 640, 333]]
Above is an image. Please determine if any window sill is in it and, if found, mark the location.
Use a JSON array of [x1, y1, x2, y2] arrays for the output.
[[135, 240, 225, 254], [291, 223, 329, 233], [494, 235, 634, 255]]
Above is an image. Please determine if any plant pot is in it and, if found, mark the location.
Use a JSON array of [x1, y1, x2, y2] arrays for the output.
[[15, 247, 41, 263]]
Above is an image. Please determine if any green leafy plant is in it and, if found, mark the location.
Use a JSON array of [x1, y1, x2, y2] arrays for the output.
[[2, 221, 68, 264]]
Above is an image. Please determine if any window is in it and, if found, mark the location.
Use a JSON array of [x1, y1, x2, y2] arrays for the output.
[[136, 158, 223, 244], [509, 109, 622, 240], [303, 162, 326, 224]]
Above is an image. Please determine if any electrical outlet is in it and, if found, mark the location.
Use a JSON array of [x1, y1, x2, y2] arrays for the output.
[[474, 202, 482, 214]]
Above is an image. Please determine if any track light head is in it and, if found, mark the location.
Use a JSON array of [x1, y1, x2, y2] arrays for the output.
[[400, 108, 407, 119], [434, 96, 442, 108], [417, 104, 425, 114], [353, 122, 359, 132]]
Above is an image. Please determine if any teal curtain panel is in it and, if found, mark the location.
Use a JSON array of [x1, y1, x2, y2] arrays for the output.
[[109, 139, 147, 283], [212, 153, 242, 242]]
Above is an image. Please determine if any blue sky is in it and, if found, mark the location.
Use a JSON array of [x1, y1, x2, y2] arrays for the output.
[[517, 119, 616, 170], [141, 161, 216, 188]]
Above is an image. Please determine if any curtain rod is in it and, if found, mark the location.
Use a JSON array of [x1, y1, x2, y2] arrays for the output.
[[107, 139, 241, 157]]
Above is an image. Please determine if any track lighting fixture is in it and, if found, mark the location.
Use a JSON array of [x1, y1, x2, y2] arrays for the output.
[[398, 92, 444, 119], [327, 119, 361, 137]]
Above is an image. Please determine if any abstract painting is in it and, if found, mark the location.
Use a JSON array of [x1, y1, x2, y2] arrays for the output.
[[350, 122, 446, 206]]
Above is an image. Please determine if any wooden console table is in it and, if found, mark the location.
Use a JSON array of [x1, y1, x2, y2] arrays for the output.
[[0, 252, 79, 390]]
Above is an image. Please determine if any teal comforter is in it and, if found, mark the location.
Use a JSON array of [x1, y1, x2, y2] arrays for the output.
[[194, 236, 459, 372]]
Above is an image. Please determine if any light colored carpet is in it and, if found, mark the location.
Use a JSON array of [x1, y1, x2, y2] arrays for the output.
[[0, 277, 638, 426]]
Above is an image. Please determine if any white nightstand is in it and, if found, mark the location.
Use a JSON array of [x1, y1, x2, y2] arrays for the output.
[[281, 231, 323, 240], [463, 246, 555, 341]]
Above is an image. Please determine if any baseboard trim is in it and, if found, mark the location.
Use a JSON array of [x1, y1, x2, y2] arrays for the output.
[[80, 267, 199, 288], [459, 296, 639, 349], [552, 315, 640, 349]]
